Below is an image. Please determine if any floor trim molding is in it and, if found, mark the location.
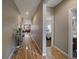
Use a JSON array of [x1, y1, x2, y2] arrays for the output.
[[8, 48, 15, 59]]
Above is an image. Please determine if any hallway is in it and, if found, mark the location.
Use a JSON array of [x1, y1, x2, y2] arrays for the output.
[[2, 0, 77, 59]]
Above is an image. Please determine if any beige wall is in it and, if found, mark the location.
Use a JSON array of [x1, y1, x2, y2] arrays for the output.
[[54, 0, 76, 53], [2, 0, 21, 59], [47, 7, 54, 16], [32, 3, 43, 51]]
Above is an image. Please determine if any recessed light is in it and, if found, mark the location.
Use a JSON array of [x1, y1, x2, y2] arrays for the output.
[[26, 11, 29, 15], [72, 16, 76, 19], [48, 25, 51, 32]]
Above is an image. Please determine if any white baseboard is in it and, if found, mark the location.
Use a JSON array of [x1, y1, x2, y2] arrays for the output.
[[54, 46, 69, 58], [8, 48, 15, 59]]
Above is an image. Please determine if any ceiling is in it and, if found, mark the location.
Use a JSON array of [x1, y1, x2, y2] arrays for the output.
[[45, 0, 63, 7], [14, 0, 41, 18], [14, 0, 63, 18]]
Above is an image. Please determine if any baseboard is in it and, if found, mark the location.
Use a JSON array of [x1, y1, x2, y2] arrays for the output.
[[54, 46, 69, 58], [8, 48, 15, 59]]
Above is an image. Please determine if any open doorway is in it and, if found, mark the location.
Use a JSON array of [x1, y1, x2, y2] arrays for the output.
[[45, 15, 54, 48], [46, 25, 52, 47]]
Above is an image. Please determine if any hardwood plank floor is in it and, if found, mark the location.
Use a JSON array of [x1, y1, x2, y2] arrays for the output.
[[11, 47, 42, 59], [11, 47, 70, 59], [11, 34, 70, 59], [11, 33, 42, 59], [46, 47, 69, 59]]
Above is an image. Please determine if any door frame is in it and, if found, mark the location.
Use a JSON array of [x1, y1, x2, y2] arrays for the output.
[[68, 6, 77, 58]]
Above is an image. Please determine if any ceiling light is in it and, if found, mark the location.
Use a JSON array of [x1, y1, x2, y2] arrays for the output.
[[48, 25, 51, 32], [26, 11, 29, 15], [72, 16, 76, 19]]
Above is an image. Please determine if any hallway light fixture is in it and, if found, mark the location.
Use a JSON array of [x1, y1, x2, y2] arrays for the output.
[[72, 16, 76, 19], [26, 11, 29, 15], [48, 25, 51, 32]]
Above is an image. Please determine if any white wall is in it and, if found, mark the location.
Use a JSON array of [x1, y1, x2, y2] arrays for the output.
[[43, 3, 47, 56], [23, 19, 32, 25]]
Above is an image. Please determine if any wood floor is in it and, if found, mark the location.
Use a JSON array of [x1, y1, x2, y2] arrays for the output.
[[11, 34, 42, 59], [11, 34, 70, 59], [11, 47, 42, 59], [11, 47, 69, 59], [46, 47, 69, 59]]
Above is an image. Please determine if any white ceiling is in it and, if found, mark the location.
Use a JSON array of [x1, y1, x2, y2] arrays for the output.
[[14, 0, 41, 18], [46, 0, 63, 7], [14, 0, 63, 18]]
